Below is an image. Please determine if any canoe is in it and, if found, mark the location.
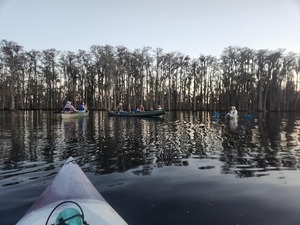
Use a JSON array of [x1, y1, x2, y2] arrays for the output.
[[17, 157, 128, 225], [61, 111, 89, 119], [108, 109, 166, 117]]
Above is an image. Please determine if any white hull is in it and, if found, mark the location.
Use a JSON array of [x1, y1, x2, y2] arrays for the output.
[[229, 114, 238, 119], [61, 111, 89, 119], [17, 157, 127, 225]]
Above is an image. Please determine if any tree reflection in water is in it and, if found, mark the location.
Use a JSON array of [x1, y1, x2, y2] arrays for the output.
[[220, 112, 300, 178], [1, 111, 300, 179]]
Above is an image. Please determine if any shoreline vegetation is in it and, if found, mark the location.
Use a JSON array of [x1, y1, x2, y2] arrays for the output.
[[1, 39, 299, 112]]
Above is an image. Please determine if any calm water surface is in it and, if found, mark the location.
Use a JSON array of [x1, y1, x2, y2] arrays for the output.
[[1, 111, 300, 225]]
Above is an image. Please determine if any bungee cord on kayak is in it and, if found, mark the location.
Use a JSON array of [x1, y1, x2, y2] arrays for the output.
[[17, 156, 128, 225], [45, 200, 89, 225]]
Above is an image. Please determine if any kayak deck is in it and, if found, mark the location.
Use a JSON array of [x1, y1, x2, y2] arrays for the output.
[[17, 157, 127, 225]]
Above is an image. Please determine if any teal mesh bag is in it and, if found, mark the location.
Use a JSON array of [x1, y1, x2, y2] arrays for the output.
[[55, 208, 83, 225]]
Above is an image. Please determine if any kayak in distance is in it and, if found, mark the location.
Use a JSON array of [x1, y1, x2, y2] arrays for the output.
[[16, 157, 128, 225], [108, 109, 166, 117], [226, 114, 238, 120], [61, 111, 89, 119]]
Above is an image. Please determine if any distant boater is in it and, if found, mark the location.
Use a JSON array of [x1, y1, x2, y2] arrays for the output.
[[78, 102, 87, 112], [63, 101, 78, 113], [226, 106, 238, 117]]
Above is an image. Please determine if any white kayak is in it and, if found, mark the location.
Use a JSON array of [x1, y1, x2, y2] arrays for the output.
[[61, 111, 89, 119], [17, 157, 128, 225], [229, 115, 238, 120], [226, 114, 238, 120]]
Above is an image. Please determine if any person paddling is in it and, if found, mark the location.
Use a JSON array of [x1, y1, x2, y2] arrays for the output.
[[116, 102, 124, 112], [226, 106, 238, 117], [63, 101, 78, 113], [78, 102, 87, 112]]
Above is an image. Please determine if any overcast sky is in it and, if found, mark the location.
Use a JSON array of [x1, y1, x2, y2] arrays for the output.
[[0, 0, 299, 58]]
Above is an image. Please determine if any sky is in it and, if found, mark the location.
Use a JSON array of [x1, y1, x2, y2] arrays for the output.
[[0, 0, 299, 58]]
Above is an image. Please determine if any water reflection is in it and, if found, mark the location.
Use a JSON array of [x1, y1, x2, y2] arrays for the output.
[[228, 118, 238, 132], [1, 111, 300, 185]]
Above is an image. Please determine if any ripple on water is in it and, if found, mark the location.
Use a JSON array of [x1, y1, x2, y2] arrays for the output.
[[0, 161, 60, 188]]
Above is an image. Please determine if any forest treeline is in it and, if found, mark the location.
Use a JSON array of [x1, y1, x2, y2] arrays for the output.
[[0, 39, 299, 112]]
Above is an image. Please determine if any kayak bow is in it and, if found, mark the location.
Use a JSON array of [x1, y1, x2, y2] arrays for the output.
[[17, 157, 128, 225]]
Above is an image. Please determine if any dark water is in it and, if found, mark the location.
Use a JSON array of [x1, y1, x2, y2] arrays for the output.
[[1, 110, 300, 225]]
